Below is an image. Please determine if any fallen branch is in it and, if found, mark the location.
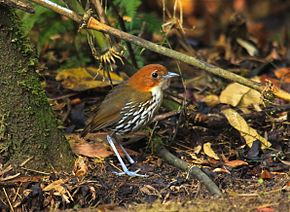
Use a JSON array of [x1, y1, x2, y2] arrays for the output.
[[29, 0, 290, 102], [157, 146, 222, 196]]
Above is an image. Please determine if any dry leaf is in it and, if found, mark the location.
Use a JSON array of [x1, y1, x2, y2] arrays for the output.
[[236, 38, 258, 56], [274, 67, 290, 83], [43, 179, 66, 191], [203, 142, 219, 160], [194, 145, 202, 154], [140, 185, 161, 197], [74, 156, 88, 177], [260, 169, 272, 179], [201, 94, 220, 107], [256, 206, 275, 212], [67, 134, 113, 158], [222, 108, 271, 149], [43, 179, 73, 203], [67, 134, 138, 159], [219, 79, 261, 113], [56, 67, 123, 91], [213, 168, 231, 174], [280, 160, 290, 166], [224, 160, 248, 168]]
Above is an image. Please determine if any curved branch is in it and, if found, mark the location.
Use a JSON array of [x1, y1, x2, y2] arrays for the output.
[[30, 0, 290, 101]]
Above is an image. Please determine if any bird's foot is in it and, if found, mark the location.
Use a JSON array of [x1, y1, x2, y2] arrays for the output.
[[113, 168, 148, 177]]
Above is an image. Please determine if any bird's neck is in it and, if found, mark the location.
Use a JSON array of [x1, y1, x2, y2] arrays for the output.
[[150, 85, 163, 103]]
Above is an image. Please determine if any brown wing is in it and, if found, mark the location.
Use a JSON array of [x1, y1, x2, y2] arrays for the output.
[[81, 83, 151, 136]]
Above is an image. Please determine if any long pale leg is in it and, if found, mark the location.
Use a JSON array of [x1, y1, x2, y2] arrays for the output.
[[106, 135, 147, 177], [118, 143, 135, 164]]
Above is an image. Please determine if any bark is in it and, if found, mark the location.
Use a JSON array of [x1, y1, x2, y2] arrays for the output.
[[0, 6, 74, 171]]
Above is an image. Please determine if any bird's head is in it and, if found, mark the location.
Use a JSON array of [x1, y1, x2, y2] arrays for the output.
[[127, 64, 179, 92]]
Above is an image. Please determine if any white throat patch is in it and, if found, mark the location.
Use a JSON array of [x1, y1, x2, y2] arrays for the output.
[[150, 85, 163, 102]]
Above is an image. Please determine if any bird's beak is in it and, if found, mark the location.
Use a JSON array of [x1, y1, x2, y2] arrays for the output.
[[164, 72, 179, 79]]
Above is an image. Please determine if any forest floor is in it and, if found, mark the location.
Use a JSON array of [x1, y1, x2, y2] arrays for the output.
[[1, 1, 290, 211]]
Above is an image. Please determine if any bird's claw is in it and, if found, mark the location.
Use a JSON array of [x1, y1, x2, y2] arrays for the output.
[[113, 169, 148, 177]]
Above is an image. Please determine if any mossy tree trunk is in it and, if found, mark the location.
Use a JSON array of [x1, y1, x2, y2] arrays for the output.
[[0, 6, 74, 171]]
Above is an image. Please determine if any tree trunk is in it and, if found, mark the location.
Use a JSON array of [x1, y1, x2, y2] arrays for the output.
[[0, 6, 74, 171]]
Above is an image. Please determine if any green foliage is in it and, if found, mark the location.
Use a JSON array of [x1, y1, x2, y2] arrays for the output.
[[113, 0, 141, 19], [130, 13, 162, 33], [113, 0, 161, 33], [18, 3, 75, 53], [39, 20, 74, 52], [127, 13, 162, 68], [112, 1, 162, 68], [17, 0, 163, 70]]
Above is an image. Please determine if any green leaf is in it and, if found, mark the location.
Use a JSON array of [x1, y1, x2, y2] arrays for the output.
[[114, 0, 141, 19]]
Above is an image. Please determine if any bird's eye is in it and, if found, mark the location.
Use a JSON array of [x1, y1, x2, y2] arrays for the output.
[[152, 72, 158, 78]]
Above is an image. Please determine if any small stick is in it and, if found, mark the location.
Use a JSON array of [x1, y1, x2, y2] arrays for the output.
[[20, 167, 50, 175], [12, 184, 22, 202], [20, 156, 34, 167], [3, 188, 14, 212], [153, 110, 181, 122]]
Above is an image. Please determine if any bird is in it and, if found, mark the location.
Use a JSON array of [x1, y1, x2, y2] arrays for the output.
[[81, 64, 179, 177]]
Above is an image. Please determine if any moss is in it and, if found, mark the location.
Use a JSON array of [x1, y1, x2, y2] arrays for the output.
[[5, 8, 34, 58], [0, 111, 9, 141], [0, 7, 74, 171], [18, 74, 48, 107]]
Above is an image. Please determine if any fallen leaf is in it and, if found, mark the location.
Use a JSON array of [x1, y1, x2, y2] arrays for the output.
[[43, 179, 73, 203], [194, 145, 202, 154], [260, 169, 272, 179], [56, 67, 123, 91], [236, 38, 258, 56], [189, 153, 209, 165], [43, 179, 66, 192], [224, 160, 248, 168], [219, 79, 262, 113], [201, 94, 220, 107], [280, 160, 290, 166], [74, 156, 88, 177], [67, 134, 138, 159], [256, 206, 275, 212], [219, 83, 250, 106], [213, 168, 231, 174], [259, 75, 280, 87], [203, 142, 219, 160], [67, 134, 113, 158], [274, 67, 290, 83], [140, 185, 162, 197], [222, 108, 271, 149]]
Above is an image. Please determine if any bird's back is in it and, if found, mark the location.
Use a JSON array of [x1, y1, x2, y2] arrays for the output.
[[81, 82, 157, 136]]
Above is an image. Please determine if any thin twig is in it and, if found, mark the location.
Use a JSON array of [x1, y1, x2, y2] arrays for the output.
[[31, 0, 81, 22], [20, 167, 50, 175], [91, 0, 109, 25], [20, 156, 34, 167], [3, 188, 14, 212], [153, 110, 181, 122], [12, 184, 22, 202], [91, 0, 117, 45]]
